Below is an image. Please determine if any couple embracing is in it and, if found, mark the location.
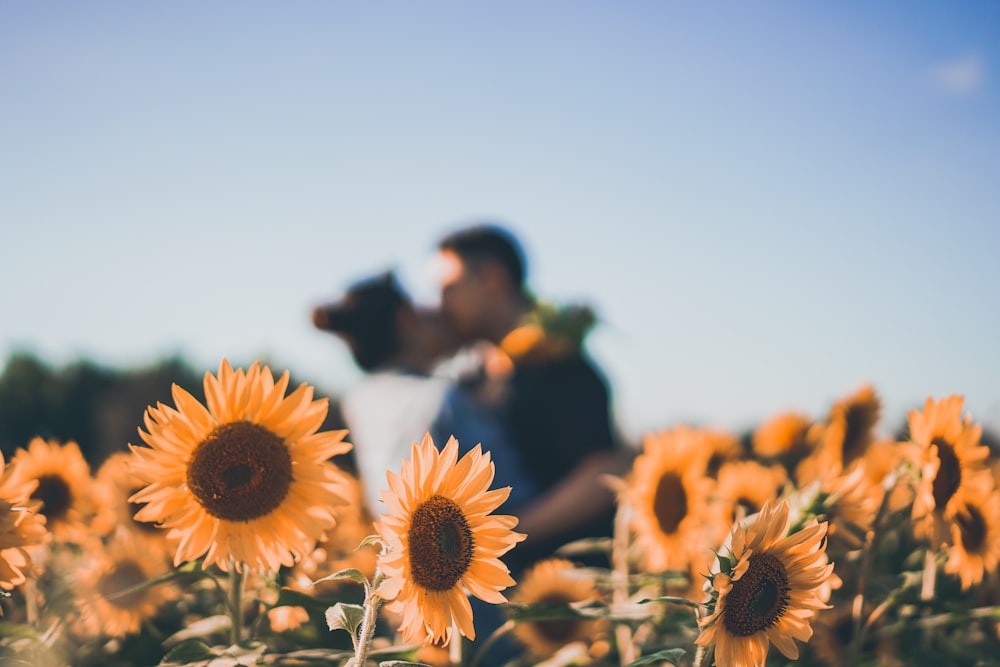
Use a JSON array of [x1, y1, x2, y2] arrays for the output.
[[313, 223, 628, 576]]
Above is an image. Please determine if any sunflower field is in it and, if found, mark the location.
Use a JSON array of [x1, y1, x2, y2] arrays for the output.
[[1, 359, 999, 667]]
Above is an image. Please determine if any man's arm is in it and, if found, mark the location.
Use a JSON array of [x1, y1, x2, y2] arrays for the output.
[[514, 447, 631, 550]]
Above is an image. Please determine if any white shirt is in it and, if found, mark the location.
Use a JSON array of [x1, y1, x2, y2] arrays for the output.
[[340, 369, 450, 515]]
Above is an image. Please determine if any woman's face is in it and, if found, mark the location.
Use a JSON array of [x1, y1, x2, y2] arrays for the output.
[[414, 308, 461, 361]]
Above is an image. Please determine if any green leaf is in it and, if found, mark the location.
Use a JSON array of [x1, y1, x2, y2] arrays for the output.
[[637, 596, 705, 610], [223, 641, 268, 666], [160, 639, 218, 664], [162, 614, 231, 647], [326, 602, 365, 635], [312, 567, 369, 588], [715, 554, 732, 575], [356, 534, 388, 552], [625, 648, 686, 666], [103, 566, 199, 603], [178, 559, 203, 573], [275, 586, 347, 610], [504, 602, 588, 622], [0, 621, 40, 640], [379, 662, 433, 667]]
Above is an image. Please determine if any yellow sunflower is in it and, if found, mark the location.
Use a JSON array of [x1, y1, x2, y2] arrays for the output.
[[287, 474, 378, 598], [859, 439, 913, 513], [267, 604, 310, 633], [510, 558, 606, 658], [0, 456, 47, 592], [10, 437, 95, 544], [820, 384, 882, 470], [715, 461, 787, 523], [71, 532, 178, 638], [702, 429, 745, 478], [818, 466, 882, 547], [943, 486, 1000, 590], [696, 500, 834, 667], [908, 395, 992, 548], [375, 434, 525, 646], [129, 359, 353, 573], [798, 385, 881, 486], [808, 604, 898, 667], [751, 412, 814, 460], [628, 427, 727, 572], [92, 452, 170, 563]]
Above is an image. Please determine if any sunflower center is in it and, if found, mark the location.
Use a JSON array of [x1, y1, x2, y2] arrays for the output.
[[407, 495, 474, 592], [653, 472, 688, 535], [956, 504, 986, 553], [721, 553, 791, 637], [186, 421, 292, 522], [841, 404, 871, 464], [32, 474, 72, 522], [534, 592, 581, 644], [97, 559, 147, 609], [931, 438, 961, 510]]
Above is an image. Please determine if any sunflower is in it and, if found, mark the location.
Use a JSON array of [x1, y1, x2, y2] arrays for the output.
[[10, 437, 95, 544], [821, 384, 882, 469], [702, 429, 745, 478], [510, 558, 606, 658], [818, 466, 882, 547], [807, 604, 898, 667], [715, 461, 787, 523], [375, 434, 525, 646], [798, 385, 881, 487], [287, 474, 378, 598], [943, 486, 1000, 590], [696, 500, 834, 667], [92, 452, 170, 562], [908, 395, 992, 548], [751, 412, 814, 460], [859, 439, 913, 513], [0, 456, 47, 592], [71, 532, 178, 638], [267, 604, 310, 633], [628, 427, 727, 572], [129, 359, 353, 573]]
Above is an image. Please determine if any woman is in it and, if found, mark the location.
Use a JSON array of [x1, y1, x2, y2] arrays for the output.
[[312, 271, 537, 517]]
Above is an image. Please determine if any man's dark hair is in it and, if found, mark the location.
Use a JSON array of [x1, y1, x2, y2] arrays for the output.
[[316, 271, 410, 371], [438, 223, 527, 291]]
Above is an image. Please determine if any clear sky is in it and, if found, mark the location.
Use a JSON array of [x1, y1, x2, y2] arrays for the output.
[[2, 1, 998, 444]]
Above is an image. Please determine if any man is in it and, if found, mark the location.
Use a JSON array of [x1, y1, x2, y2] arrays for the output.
[[435, 223, 627, 572]]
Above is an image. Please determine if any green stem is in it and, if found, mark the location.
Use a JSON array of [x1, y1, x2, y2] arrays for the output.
[[920, 547, 936, 601], [612, 496, 636, 667], [693, 643, 706, 667], [353, 583, 383, 667], [230, 566, 246, 646]]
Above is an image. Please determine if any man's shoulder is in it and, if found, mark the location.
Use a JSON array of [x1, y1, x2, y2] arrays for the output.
[[512, 351, 610, 400], [515, 350, 606, 379]]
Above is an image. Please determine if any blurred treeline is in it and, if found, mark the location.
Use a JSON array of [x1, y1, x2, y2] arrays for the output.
[[0, 351, 353, 473]]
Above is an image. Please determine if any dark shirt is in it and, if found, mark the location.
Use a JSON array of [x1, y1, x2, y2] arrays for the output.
[[430, 384, 539, 513], [504, 352, 618, 570]]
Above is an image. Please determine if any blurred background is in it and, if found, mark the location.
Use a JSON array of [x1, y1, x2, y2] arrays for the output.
[[2, 1, 998, 460]]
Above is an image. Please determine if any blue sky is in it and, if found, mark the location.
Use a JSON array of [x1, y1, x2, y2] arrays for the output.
[[2, 2, 998, 444]]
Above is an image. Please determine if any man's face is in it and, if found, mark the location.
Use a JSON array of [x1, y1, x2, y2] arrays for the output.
[[437, 250, 490, 343]]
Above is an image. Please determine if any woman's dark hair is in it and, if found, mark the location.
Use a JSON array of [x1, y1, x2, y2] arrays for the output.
[[317, 272, 410, 371]]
